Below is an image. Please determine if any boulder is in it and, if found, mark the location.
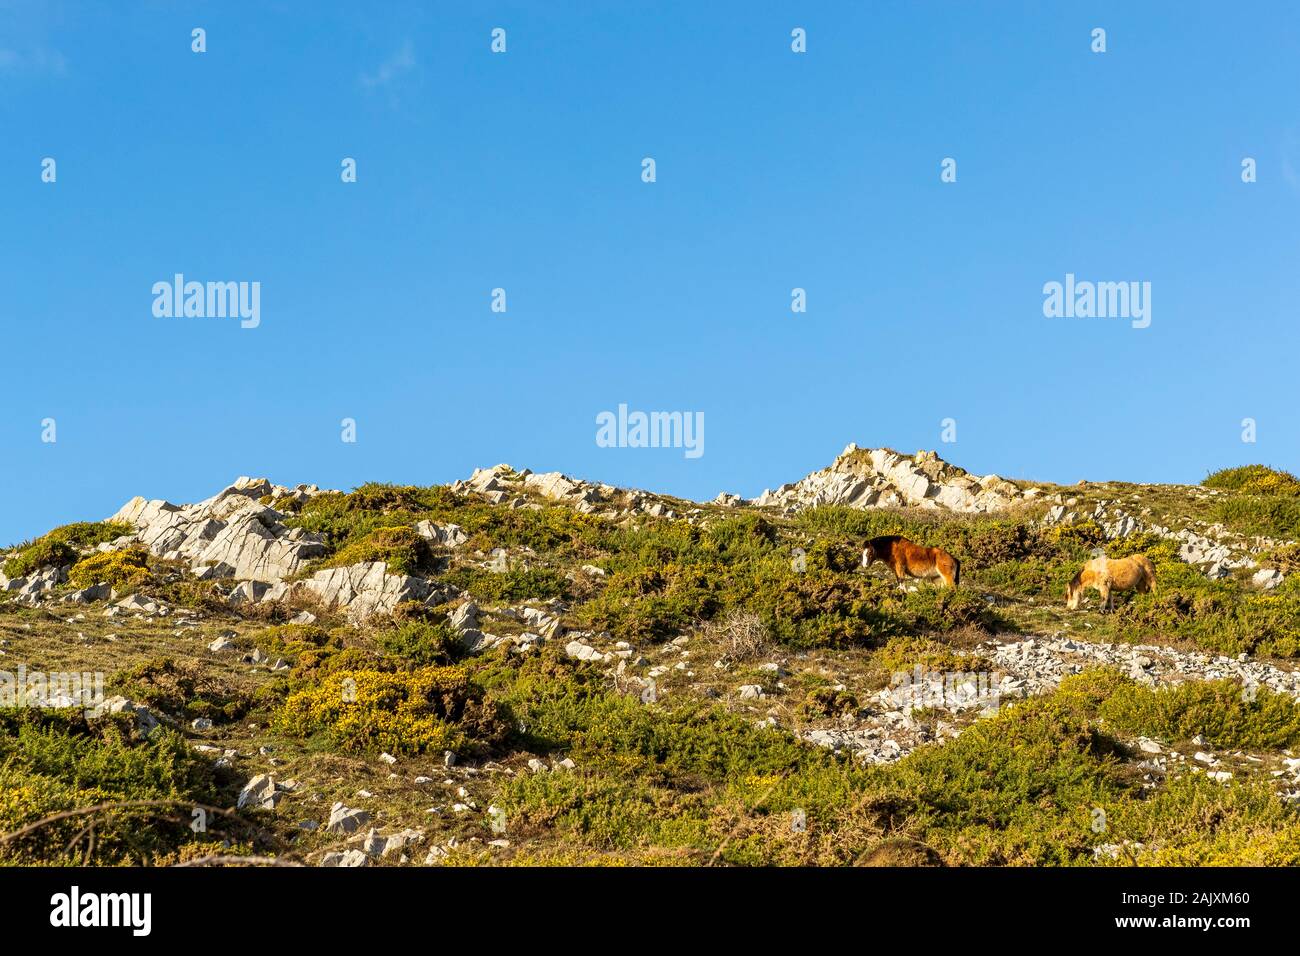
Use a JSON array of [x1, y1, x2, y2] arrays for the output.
[[1253, 568, 1284, 590], [326, 801, 370, 834], [414, 520, 468, 549], [299, 561, 433, 623], [236, 773, 280, 811]]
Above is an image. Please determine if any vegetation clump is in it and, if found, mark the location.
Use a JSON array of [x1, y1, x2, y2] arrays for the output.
[[113, 657, 252, 723], [375, 617, 462, 666], [1204, 465, 1300, 496], [318, 525, 436, 577], [2, 522, 133, 579], [277, 664, 507, 755], [0, 708, 224, 864], [68, 548, 151, 592]]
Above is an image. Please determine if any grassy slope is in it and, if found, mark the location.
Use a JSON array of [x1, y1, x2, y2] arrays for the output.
[[2, 467, 1300, 866]]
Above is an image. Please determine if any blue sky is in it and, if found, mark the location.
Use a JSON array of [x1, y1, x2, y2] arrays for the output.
[[2, 1, 1298, 544]]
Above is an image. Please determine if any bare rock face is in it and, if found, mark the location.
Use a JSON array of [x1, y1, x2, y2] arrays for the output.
[[0, 564, 68, 606], [454, 464, 680, 519], [751, 445, 1021, 514], [296, 561, 441, 623], [110, 477, 330, 583], [195, 505, 327, 582]]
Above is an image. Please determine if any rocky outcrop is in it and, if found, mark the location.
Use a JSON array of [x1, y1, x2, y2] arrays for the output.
[[0, 564, 68, 605], [1041, 498, 1282, 585], [455, 464, 684, 520], [100, 477, 468, 622], [799, 633, 1300, 770], [297, 561, 450, 624], [751, 445, 1022, 513], [111, 477, 330, 583]]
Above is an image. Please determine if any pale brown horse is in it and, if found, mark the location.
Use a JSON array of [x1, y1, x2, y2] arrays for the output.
[[1066, 555, 1156, 612], [862, 535, 960, 589]]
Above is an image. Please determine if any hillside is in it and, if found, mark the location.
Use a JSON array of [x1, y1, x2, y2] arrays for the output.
[[3, 447, 1300, 866]]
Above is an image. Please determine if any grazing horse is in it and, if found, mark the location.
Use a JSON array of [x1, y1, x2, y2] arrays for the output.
[[1066, 555, 1156, 612], [862, 535, 960, 589]]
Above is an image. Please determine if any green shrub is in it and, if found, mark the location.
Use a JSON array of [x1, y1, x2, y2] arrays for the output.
[[1096, 774, 1300, 866], [1117, 580, 1300, 658], [3, 521, 133, 579], [1063, 671, 1300, 750], [471, 649, 1300, 866], [319, 525, 435, 576], [444, 565, 570, 603], [68, 548, 151, 592], [576, 562, 718, 643], [277, 665, 507, 755], [1213, 495, 1300, 540], [873, 635, 986, 675], [1204, 465, 1300, 496], [889, 587, 1008, 635], [376, 617, 461, 666], [2, 538, 76, 579], [113, 657, 252, 723], [798, 686, 860, 719], [0, 708, 223, 864], [251, 622, 339, 662], [1264, 543, 1300, 575]]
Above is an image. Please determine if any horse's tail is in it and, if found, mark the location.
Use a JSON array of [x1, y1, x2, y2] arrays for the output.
[[952, 556, 961, 589]]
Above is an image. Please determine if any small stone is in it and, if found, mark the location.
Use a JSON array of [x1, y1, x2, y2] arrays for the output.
[[236, 773, 279, 811], [326, 801, 370, 834], [321, 849, 368, 867]]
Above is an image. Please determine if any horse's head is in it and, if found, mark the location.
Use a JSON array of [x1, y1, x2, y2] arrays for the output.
[[1066, 571, 1083, 610], [862, 541, 878, 568]]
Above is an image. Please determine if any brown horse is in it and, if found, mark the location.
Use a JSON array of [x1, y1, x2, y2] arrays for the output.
[[862, 535, 960, 589], [1066, 555, 1156, 612]]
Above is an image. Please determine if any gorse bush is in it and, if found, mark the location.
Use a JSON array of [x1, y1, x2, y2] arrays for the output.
[[2, 538, 76, 579], [1264, 543, 1300, 575], [1213, 495, 1300, 540], [277, 664, 508, 755], [1202, 466, 1300, 538], [577, 562, 722, 643], [873, 635, 988, 675], [1204, 465, 1300, 496], [68, 548, 151, 592], [1114, 556, 1300, 657], [319, 525, 436, 577], [252, 622, 338, 661], [113, 657, 252, 723], [375, 617, 462, 666], [2, 522, 132, 579], [443, 565, 570, 603], [0, 708, 222, 865], [474, 650, 1300, 865], [1057, 670, 1300, 750], [288, 482, 608, 556]]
